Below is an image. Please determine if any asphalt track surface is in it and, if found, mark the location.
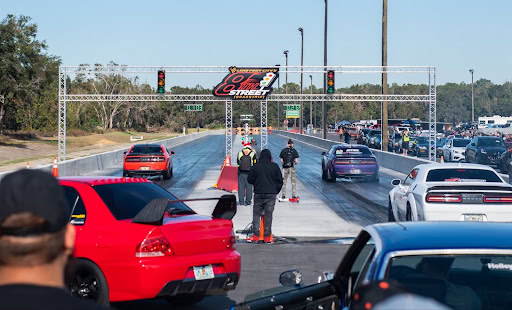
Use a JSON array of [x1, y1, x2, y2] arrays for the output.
[[89, 133, 401, 309]]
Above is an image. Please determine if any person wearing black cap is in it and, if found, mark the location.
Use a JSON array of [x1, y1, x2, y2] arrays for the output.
[[0, 169, 108, 310], [279, 139, 299, 199]]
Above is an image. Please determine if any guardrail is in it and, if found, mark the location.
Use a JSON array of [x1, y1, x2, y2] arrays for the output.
[[274, 130, 510, 183], [0, 130, 223, 181]]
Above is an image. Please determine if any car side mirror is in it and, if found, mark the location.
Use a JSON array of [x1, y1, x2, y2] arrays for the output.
[[321, 152, 326, 156], [171, 151, 175, 155], [123, 151, 127, 155], [391, 179, 401, 186], [279, 270, 303, 287]]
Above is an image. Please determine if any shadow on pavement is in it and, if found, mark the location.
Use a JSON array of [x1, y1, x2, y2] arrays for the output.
[[113, 294, 236, 310]]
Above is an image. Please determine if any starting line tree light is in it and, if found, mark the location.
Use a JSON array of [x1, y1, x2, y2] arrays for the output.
[[58, 65, 436, 162], [184, 104, 203, 111]]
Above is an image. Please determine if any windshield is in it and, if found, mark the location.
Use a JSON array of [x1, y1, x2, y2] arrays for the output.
[[386, 254, 512, 310], [453, 139, 471, 148], [426, 168, 502, 183], [93, 183, 194, 220], [479, 138, 506, 148], [129, 145, 164, 155]]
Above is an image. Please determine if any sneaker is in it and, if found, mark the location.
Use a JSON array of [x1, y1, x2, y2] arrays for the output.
[[238, 201, 245, 206], [292, 196, 297, 199], [264, 235, 274, 244], [246, 201, 252, 206], [281, 195, 286, 200], [247, 235, 259, 243]]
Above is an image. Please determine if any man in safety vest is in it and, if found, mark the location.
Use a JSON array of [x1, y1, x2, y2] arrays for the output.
[[237, 144, 257, 206], [402, 129, 410, 156]]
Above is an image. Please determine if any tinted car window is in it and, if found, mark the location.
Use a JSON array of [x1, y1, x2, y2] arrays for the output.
[[335, 147, 372, 156], [130, 145, 164, 155], [369, 130, 381, 137], [478, 138, 506, 147], [426, 168, 502, 183], [93, 183, 193, 220], [387, 254, 512, 310], [417, 137, 428, 144], [62, 186, 87, 225], [453, 139, 471, 147]]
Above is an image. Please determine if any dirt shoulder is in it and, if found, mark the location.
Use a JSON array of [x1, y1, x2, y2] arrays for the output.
[[0, 130, 188, 172]]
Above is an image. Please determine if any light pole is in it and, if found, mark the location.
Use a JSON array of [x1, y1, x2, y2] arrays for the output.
[[299, 27, 304, 134], [322, 0, 328, 139], [381, 0, 388, 151], [309, 75, 313, 130], [469, 69, 474, 123], [276, 64, 281, 128], [284, 50, 289, 129]]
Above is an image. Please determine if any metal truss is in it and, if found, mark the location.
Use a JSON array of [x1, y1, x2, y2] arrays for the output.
[[260, 101, 268, 150], [58, 67, 67, 161], [57, 65, 436, 162], [428, 68, 437, 161], [225, 100, 233, 159], [61, 65, 434, 74], [64, 94, 430, 102]]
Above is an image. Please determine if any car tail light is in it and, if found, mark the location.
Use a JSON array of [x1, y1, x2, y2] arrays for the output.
[[360, 159, 376, 165], [136, 230, 173, 257], [484, 196, 512, 203], [150, 157, 166, 162], [227, 229, 236, 250], [334, 160, 351, 165], [125, 157, 140, 162], [426, 194, 462, 203]]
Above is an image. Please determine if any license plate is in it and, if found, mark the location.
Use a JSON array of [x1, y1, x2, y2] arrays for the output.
[[141, 167, 150, 171], [193, 265, 214, 280], [464, 214, 483, 222], [350, 169, 361, 174]]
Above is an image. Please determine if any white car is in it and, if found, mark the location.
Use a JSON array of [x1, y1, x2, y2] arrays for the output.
[[388, 163, 512, 222], [442, 138, 471, 162]]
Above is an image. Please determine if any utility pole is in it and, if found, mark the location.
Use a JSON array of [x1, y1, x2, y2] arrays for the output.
[[299, 27, 304, 135], [381, 0, 389, 151], [310, 75, 313, 130], [322, 0, 328, 139], [469, 69, 474, 123]]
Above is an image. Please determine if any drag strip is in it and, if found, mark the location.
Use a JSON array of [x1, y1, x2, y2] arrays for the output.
[[269, 134, 405, 227]]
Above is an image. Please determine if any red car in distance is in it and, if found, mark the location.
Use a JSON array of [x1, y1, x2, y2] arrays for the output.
[[123, 144, 174, 179], [59, 177, 240, 306]]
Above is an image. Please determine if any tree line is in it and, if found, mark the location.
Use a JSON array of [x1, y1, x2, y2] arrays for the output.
[[1, 14, 511, 134]]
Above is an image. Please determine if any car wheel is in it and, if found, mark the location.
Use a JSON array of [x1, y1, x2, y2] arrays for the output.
[[167, 293, 206, 305], [406, 204, 412, 221], [368, 174, 379, 182], [169, 167, 173, 177], [321, 166, 327, 180], [122, 170, 129, 177], [69, 259, 109, 306], [163, 166, 171, 180], [327, 166, 336, 183], [388, 199, 396, 222]]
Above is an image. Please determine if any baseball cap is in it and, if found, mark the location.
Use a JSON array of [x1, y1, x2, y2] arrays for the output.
[[0, 169, 70, 236]]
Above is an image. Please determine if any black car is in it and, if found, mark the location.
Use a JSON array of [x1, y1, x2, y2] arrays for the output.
[[411, 136, 429, 157], [465, 136, 507, 165], [436, 138, 447, 157]]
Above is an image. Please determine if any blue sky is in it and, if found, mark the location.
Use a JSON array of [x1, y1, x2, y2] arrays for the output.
[[3, 0, 512, 88]]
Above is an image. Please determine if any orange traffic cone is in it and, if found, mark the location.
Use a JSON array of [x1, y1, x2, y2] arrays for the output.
[[440, 155, 444, 163], [26, 162, 30, 169], [224, 155, 231, 167], [52, 157, 58, 177]]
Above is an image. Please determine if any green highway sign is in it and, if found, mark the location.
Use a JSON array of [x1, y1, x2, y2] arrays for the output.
[[184, 104, 203, 112], [285, 104, 300, 118]]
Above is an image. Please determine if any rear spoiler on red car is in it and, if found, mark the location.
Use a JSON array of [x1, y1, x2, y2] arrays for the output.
[[132, 195, 237, 225]]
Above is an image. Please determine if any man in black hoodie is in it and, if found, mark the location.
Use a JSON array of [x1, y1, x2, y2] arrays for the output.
[[247, 149, 283, 244]]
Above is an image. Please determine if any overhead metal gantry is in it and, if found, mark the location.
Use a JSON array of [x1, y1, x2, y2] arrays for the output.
[[58, 65, 436, 162]]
